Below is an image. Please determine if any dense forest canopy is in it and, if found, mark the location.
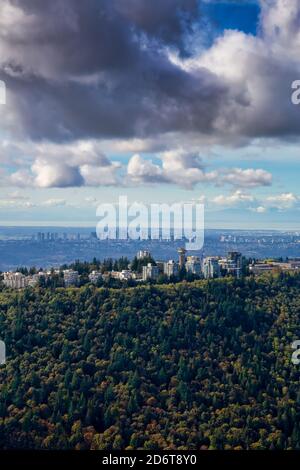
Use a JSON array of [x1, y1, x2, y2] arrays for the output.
[[0, 273, 300, 450]]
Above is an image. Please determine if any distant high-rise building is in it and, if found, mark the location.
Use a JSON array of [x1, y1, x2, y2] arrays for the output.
[[227, 251, 242, 278], [63, 270, 79, 287], [88, 271, 102, 284], [119, 270, 134, 281], [186, 256, 202, 275], [37, 232, 45, 242], [164, 260, 179, 277], [137, 250, 151, 260], [142, 263, 159, 281], [178, 247, 187, 268], [3, 272, 47, 289], [202, 257, 221, 279], [3, 272, 28, 289]]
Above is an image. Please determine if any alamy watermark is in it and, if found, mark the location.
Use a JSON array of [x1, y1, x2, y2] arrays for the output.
[[291, 340, 300, 365], [0, 341, 5, 365], [0, 80, 6, 105], [96, 196, 204, 251], [291, 80, 300, 105]]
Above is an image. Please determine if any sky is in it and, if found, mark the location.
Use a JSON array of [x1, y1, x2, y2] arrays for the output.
[[0, 0, 300, 229]]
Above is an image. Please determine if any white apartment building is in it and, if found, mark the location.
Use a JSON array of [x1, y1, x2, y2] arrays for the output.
[[202, 257, 221, 279], [27, 272, 47, 287], [142, 263, 159, 281], [3, 271, 47, 289], [3, 272, 28, 289], [63, 270, 79, 287], [164, 260, 179, 277], [186, 256, 202, 275], [137, 250, 151, 260], [119, 270, 134, 281], [88, 271, 102, 284]]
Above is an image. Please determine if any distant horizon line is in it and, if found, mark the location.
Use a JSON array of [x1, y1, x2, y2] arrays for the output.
[[0, 223, 299, 233]]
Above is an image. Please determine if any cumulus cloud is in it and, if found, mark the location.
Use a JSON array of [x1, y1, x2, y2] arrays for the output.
[[0, 0, 297, 193], [127, 151, 216, 188], [266, 192, 299, 209], [220, 168, 272, 188], [212, 190, 255, 207], [251, 206, 267, 214], [32, 160, 84, 188], [127, 150, 272, 189], [1, 0, 299, 146], [5, 140, 122, 188], [127, 154, 167, 184], [210, 191, 300, 212], [0, 0, 229, 143], [172, 0, 300, 143]]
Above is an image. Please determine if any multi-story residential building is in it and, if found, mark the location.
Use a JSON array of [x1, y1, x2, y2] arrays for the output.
[[137, 250, 151, 260], [142, 263, 159, 281], [3, 271, 48, 289], [185, 256, 202, 276], [27, 272, 47, 287], [3, 272, 28, 289], [202, 257, 221, 279], [250, 260, 300, 275], [227, 251, 242, 278], [177, 248, 187, 268], [156, 261, 165, 274], [119, 270, 134, 280], [63, 270, 79, 287], [219, 252, 242, 278], [88, 271, 102, 284], [164, 260, 179, 277]]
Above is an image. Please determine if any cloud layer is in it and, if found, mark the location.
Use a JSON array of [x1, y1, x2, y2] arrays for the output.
[[0, 0, 299, 193]]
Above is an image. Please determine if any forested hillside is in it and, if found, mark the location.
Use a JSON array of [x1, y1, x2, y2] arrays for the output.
[[0, 274, 300, 450]]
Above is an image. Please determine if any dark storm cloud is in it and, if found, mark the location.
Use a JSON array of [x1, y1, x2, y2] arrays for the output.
[[113, 0, 199, 52], [0, 0, 234, 142]]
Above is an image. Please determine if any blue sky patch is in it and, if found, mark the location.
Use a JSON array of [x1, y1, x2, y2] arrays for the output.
[[203, 0, 260, 35]]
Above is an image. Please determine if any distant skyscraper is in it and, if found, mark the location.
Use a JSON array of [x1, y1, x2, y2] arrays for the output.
[[142, 263, 159, 281], [164, 260, 179, 277], [177, 248, 187, 268], [202, 257, 221, 279], [186, 256, 202, 275], [137, 250, 151, 260], [227, 252, 242, 278]]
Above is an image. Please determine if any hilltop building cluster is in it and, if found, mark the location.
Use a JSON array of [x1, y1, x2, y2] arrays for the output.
[[2, 249, 300, 290]]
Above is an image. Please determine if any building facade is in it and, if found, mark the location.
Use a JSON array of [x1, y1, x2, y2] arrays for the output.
[[202, 257, 221, 279], [186, 256, 202, 276], [164, 260, 179, 277], [63, 270, 79, 287], [142, 263, 159, 281]]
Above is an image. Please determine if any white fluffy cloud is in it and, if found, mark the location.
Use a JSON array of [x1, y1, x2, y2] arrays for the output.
[[211, 191, 299, 212], [266, 192, 299, 209], [32, 160, 84, 188], [1, 0, 297, 195], [5, 140, 122, 188], [212, 190, 255, 207], [170, 0, 300, 144], [126, 150, 272, 189], [127, 154, 166, 184], [221, 168, 272, 188]]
